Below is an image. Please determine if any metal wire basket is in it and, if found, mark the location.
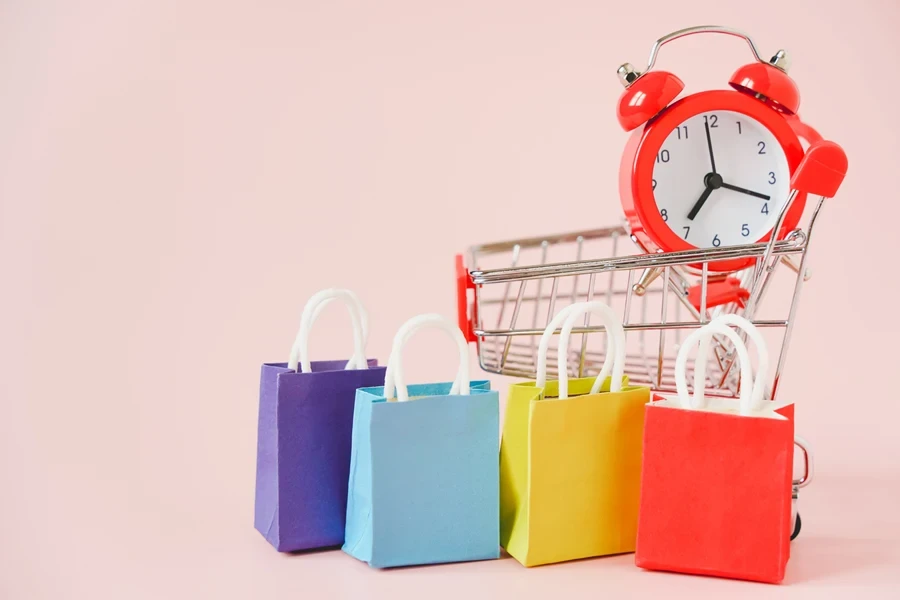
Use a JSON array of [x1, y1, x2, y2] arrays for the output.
[[455, 143, 848, 401], [456, 225, 813, 397], [454, 141, 847, 540]]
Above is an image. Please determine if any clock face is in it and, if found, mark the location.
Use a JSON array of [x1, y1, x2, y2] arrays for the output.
[[651, 110, 791, 249]]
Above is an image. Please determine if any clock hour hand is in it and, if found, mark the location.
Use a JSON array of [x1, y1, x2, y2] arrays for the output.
[[687, 184, 714, 221], [719, 181, 770, 200], [687, 172, 723, 221]]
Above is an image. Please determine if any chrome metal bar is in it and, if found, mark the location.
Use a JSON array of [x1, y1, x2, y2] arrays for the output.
[[478, 287, 662, 305], [482, 349, 681, 374], [623, 269, 635, 326], [480, 351, 723, 387], [607, 231, 620, 307], [484, 344, 685, 367], [500, 281, 527, 369], [578, 273, 597, 377], [641, 26, 763, 76], [716, 330, 745, 395], [600, 235, 619, 375], [566, 236, 585, 378], [571, 236, 584, 308], [474, 280, 486, 368], [700, 262, 709, 323], [493, 243, 521, 361], [530, 241, 550, 363], [663, 265, 702, 320], [772, 196, 826, 399], [794, 436, 814, 488], [745, 189, 800, 316], [545, 277, 560, 326], [639, 284, 649, 379], [487, 358, 683, 378], [470, 237, 805, 285], [474, 319, 788, 337], [657, 267, 669, 388], [675, 298, 682, 346], [495, 243, 521, 328]]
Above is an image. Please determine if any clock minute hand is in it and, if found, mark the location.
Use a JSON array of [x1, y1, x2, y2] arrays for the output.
[[719, 181, 770, 201], [704, 119, 717, 174]]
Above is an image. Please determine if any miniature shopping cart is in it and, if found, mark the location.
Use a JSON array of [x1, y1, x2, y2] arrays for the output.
[[455, 141, 847, 540]]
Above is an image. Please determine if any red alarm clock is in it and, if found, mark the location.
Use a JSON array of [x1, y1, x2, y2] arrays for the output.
[[617, 26, 810, 273]]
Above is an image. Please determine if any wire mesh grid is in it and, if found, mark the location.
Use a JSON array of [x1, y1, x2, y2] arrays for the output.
[[464, 224, 811, 398]]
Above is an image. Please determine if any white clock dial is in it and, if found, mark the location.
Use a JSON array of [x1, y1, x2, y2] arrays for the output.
[[651, 110, 790, 249]]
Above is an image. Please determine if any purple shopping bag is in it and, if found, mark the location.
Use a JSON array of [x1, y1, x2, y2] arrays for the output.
[[254, 289, 386, 552]]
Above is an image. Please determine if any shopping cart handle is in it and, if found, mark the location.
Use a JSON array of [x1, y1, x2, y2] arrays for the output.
[[455, 254, 477, 342], [790, 140, 848, 198]]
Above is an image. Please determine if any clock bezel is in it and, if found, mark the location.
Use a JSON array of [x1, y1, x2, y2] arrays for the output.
[[619, 89, 807, 273]]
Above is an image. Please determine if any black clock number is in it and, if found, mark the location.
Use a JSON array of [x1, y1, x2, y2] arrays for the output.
[[761, 203, 769, 215], [652, 178, 657, 190], [704, 114, 718, 128], [660, 208, 668, 222], [768, 171, 776, 184], [758, 141, 766, 154], [741, 224, 750, 237], [736, 121, 742, 135], [656, 149, 670, 163], [682, 226, 690, 239], [676, 125, 688, 140], [712, 234, 721, 247]]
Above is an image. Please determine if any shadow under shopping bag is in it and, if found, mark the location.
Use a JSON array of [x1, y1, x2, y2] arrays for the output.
[[254, 289, 387, 552], [343, 314, 500, 568]]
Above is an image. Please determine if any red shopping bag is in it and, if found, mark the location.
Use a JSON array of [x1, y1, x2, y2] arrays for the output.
[[635, 315, 794, 583]]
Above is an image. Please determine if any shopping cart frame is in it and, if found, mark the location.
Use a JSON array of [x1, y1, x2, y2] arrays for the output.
[[455, 141, 847, 540]]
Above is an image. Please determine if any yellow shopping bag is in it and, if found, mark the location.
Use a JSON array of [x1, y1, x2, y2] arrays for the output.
[[500, 301, 651, 567]]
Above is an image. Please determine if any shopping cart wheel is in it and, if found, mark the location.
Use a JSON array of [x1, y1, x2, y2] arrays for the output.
[[790, 513, 802, 541]]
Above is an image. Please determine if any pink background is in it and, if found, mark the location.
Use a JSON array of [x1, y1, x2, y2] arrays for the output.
[[2, 0, 899, 597]]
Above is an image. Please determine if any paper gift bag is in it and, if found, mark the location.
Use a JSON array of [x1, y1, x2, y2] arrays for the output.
[[254, 289, 387, 552], [635, 315, 795, 583], [500, 300, 651, 567], [343, 314, 500, 568]]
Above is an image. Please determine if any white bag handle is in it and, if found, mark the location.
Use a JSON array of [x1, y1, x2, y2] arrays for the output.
[[557, 301, 626, 399], [287, 288, 369, 373], [676, 321, 756, 415], [383, 314, 470, 403], [535, 303, 588, 390], [309, 291, 370, 370], [383, 316, 465, 397], [709, 314, 769, 407], [679, 314, 770, 413], [535, 301, 624, 400]]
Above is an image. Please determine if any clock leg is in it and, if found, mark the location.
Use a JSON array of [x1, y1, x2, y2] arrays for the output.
[[633, 267, 662, 296]]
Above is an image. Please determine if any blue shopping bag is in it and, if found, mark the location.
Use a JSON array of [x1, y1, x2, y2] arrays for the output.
[[342, 314, 500, 568]]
